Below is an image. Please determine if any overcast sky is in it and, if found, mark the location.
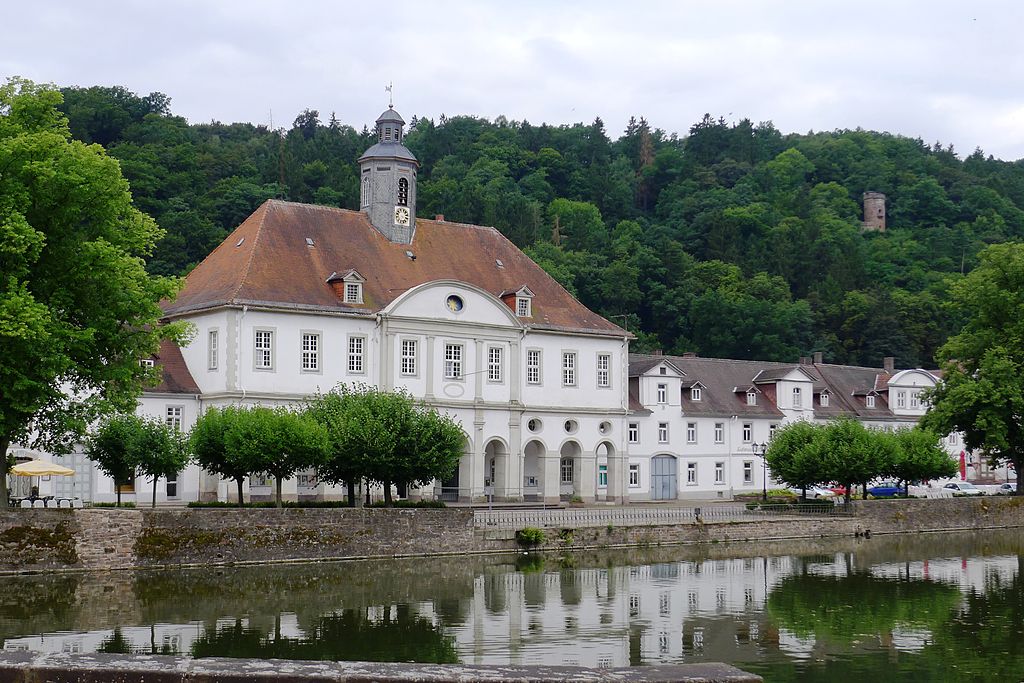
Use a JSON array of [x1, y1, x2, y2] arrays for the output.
[[4, 1, 1023, 159]]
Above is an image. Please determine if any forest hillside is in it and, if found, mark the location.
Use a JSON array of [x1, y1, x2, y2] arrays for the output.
[[56, 85, 1024, 367]]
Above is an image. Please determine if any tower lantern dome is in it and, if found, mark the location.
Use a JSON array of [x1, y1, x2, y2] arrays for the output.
[[358, 104, 419, 244]]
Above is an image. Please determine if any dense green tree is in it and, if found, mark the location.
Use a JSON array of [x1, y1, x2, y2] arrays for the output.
[[820, 418, 897, 505], [0, 79, 185, 508], [305, 386, 463, 506], [922, 243, 1024, 492], [189, 406, 253, 506], [888, 428, 957, 489], [132, 417, 191, 507], [765, 421, 826, 498], [246, 407, 330, 507], [43, 81, 1024, 371], [84, 414, 142, 507]]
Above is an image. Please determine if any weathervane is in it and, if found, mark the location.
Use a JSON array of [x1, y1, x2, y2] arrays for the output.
[[385, 81, 393, 108]]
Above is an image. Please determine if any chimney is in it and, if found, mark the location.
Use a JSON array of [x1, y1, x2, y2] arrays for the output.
[[799, 356, 811, 365], [652, 349, 663, 356], [682, 352, 697, 358], [883, 356, 895, 374], [435, 214, 445, 221], [813, 352, 823, 365]]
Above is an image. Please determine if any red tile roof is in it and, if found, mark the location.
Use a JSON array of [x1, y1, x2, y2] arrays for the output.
[[164, 200, 625, 336], [148, 340, 200, 395]]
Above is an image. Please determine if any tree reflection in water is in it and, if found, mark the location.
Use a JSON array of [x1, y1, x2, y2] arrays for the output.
[[757, 555, 1024, 681], [189, 605, 458, 663]]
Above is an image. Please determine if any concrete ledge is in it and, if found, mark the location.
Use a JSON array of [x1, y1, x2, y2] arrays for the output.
[[0, 652, 761, 682]]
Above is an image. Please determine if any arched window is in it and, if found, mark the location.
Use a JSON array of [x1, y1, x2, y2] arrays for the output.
[[398, 177, 409, 206]]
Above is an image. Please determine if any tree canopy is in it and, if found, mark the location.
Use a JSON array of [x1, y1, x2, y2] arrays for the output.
[[767, 419, 955, 504], [0, 79, 185, 507], [922, 242, 1024, 492], [305, 385, 464, 506], [48, 83, 1024, 372]]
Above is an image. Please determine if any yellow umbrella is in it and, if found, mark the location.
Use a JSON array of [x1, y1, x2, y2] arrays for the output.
[[10, 459, 75, 476]]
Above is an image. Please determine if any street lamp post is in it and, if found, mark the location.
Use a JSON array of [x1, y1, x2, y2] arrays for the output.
[[751, 442, 767, 502]]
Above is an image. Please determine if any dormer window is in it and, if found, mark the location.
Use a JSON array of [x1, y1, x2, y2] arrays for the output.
[[691, 386, 702, 401], [398, 177, 409, 206], [328, 269, 366, 305], [140, 359, 155, 368], [517, 297, 531, 317], [344, 282, 362, 303], [866, 395, 876, 408], [503, 285, 534, 318], [746, 390, 757, 406], [820, 392, 830, 407]]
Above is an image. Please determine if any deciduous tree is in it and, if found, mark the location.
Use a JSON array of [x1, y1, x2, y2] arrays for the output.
[[922, 243, 1024, 494], [0, 79, 184, 507]]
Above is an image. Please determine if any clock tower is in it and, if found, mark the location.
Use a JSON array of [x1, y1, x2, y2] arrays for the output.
[[358, 105, 419, 244]]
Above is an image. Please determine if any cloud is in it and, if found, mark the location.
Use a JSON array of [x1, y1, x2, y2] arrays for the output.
[[2, 0, 1023, 159]]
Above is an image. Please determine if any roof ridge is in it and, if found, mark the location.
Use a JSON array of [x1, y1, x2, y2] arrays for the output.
[[266, 198, 362, 216], [638, 354, 797, 367], [230, 200, 273, 301], [418, 216, 502, 232]]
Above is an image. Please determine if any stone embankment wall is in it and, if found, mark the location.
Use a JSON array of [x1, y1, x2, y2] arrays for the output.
[[0, 652, 761, 683], [2, 496, 1023, 573]]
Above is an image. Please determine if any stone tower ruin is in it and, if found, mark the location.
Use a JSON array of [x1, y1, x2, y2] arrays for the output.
[[862, 191, 886, 232]]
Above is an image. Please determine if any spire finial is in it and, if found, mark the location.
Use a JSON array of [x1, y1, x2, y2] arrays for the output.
[[385, 81, 393, 108]]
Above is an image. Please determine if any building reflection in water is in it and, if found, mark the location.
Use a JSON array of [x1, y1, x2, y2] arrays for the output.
[[1, 533, 1022, 675]]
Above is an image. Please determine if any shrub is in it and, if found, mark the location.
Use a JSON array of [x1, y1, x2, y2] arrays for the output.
[[516, 527, 545, 548], [92, 502, 136, 508]]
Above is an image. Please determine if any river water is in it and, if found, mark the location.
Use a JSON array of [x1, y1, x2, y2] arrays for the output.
[[1, 530, 1022, 682]]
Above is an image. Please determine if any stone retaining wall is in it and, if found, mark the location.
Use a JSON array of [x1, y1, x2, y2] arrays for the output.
[[2, 497, 1023, 573], [0, 652, 761, 682]]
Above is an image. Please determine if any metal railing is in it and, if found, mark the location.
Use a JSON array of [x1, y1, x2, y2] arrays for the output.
[[473, 502, 848, 530]]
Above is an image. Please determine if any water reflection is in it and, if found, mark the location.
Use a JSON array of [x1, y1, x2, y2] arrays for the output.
[[0, 532, 1022, 682]]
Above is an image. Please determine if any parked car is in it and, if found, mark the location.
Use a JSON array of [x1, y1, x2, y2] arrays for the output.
[[788, 486, 836, 499], [943, 481, 985, 496], [997, 482, 1018, 494], [867, 481, 907, 497]]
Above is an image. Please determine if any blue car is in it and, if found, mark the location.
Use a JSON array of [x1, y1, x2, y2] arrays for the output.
[[868, 481, 906, 497]]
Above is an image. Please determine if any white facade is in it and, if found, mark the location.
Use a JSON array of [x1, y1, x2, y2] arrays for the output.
[[624, 356, 1015, 502], [102, 279, 628, 506]]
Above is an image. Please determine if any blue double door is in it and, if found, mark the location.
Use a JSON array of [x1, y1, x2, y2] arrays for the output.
[[651, 455, 678, 500]]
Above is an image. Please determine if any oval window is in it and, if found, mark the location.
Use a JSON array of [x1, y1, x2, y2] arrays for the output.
[[445, 295, 464, 313]]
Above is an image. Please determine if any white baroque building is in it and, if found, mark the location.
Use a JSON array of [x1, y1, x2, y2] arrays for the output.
[[121, 104, 631, 505]]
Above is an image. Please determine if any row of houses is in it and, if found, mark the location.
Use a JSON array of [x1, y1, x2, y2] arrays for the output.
[[15, 104, 1010, 505]]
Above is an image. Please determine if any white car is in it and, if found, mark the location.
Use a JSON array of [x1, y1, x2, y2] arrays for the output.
[[997, 482, 1018, 495], [943, 481, 985, 496], [788, 486, 836, 499]]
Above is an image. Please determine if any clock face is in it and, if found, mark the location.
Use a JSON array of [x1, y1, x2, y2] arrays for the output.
[[394, 206, 410, 226]]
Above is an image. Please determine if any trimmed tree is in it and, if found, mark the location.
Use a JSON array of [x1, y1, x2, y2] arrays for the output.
[[889, 428, 957, 491], [922, 243, 1024, 495], [305, 390, 367, 506], [765, 420, 827, 500], [0, 78, 185, 508], [230, 407, 330, 508], [133, 418, 191, 508], [820, 418, 897, 506], [190, 406, 255, 506], [307, 386, 464, 506], [85, 414, 142, 507]]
